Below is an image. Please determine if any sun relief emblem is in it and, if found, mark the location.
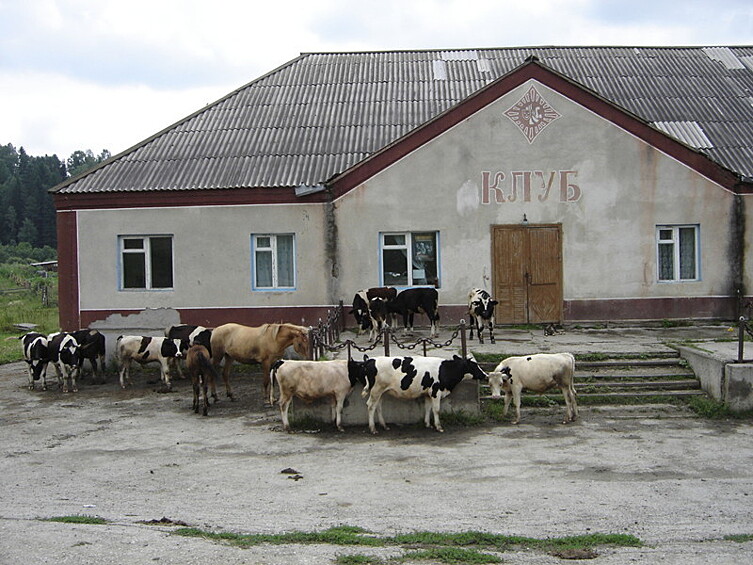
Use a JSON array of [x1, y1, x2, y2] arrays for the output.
[[504, 85, 561, 143]]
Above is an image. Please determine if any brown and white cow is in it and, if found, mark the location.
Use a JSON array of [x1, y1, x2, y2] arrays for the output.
[[47, 332, 81, 393], [20, 332, 50, 391], [272, 359, 362, 432], [387, 287, 440, 337], [350, 287, 397, 340], [116, 335, 183, 390], [488, 352, 578, 424], [467, 288, 498, 344], [350, 354, 487, 434]]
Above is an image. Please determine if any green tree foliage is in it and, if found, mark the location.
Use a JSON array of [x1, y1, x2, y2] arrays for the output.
[[0, 143, 110, 250]]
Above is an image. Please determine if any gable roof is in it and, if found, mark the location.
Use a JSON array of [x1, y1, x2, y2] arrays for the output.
[[53, 46, 753, 198]]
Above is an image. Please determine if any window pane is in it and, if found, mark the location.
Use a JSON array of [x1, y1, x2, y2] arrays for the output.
[[276, 235, 294, 287], [123, 238, 144, 250], [658, 229, 673, 241], [256, 250, 273, 287], [384, 234, 405, 246], [257, 236, 271, 249], [150, 237, 173, 288], [383, 249, 408, 285], [679, 227, 696, 279], [123, 253, 146, 288], [412, 232, 437, 286], [658, 242, 674, 281]]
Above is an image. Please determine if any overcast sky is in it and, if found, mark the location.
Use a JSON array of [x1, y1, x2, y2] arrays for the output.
[[2, 0, 752, 161]]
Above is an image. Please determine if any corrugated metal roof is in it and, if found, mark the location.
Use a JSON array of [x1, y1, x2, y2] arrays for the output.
[[55, 46, 753, 195]]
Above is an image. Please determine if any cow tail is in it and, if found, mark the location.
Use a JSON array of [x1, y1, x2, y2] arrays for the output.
[[567, 353, 577, 397]]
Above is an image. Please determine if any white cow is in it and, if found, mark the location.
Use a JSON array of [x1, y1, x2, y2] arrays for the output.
[[488, 352, 578, 424], [116, 335, 183, 390], [271, 359, 359, 432], [351, 354, 487, 434]]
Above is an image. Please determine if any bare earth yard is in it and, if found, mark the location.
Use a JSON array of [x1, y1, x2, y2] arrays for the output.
[[2, 358, 753, 564]]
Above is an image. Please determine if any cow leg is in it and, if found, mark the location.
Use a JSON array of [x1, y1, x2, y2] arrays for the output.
[[119, 359, 131, 389], [423, 397, 433, 429], [488, 320, 495, 344], [70, 365, 79, 393], [51, 363, 63, 390], [191, 370, 200, 413], [333, 395, 346, 432], [366, 390, 388, 434], [279, 394, 293, 432], [26, 364, 34, 390], [512, 390, 522, 425], [468, 316, 475, 340], [431, 397, 444, 432], [160, 360, 172, 391], [503, 391, 512, 419]]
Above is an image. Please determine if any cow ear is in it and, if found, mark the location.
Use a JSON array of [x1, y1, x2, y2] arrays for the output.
[[363, 354, 369, 361], [490, 300, 498, 306]]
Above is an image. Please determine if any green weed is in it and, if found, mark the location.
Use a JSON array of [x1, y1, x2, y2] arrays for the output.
[[41, 515, 108, 525]]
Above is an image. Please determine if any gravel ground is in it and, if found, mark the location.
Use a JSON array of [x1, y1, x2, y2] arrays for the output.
[[2, 346, 753, 564]]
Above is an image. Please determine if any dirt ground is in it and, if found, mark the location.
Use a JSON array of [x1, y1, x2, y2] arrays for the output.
[[2, 358, 753, 565]]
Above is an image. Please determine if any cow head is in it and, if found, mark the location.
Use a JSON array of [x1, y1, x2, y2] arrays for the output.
[[487, 366, 512, 398], [471, 292, 498, 319], [454, 354, 488, 380]]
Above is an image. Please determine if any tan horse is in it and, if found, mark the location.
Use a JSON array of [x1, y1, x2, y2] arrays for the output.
[[210, 322, 309, 404]]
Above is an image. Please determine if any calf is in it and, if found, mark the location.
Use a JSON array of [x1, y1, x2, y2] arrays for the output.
[[488, 353, 578, 424], [467, 288, 498, 344], [165, 324, 213, 377], [350, 287, 397, 340], [72, 329, 106, 380], [20, 332, 50, 391], [388, 287, 440, 337], [272, 359, 361, 432], [185, 344, 218, 416], [116, 335, 183, 390], [47, 332, 81, 393], [352, 354, 487, 434]]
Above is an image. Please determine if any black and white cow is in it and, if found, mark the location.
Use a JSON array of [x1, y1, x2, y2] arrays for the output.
[[350, 287, 397, 340], [388, 287, 440, 337], [71, 329, 106, 380], [20, 332, 50, 391], [165, 324, 213, 377], [351, 354, 487, 433], [467, 288, 498, 344], [47, 332, 81, 393], [116, 335, 183, 390]]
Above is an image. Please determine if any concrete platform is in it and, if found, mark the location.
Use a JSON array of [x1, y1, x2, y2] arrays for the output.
[[291, 379, 480, 428]]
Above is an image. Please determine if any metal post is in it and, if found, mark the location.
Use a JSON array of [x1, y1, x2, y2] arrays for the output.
[[384, 326, 391, 357], [738, 316, 746, 363], [460, 320, 467, 358]]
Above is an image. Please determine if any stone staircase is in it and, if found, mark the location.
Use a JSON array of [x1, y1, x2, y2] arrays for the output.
[[480, 351, 706, 405]]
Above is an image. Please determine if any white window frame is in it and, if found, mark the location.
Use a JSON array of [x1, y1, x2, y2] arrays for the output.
[[251, 233, 296, 290], [380, 231, 440, 288], [119, 235, 174, 290], [656, 225, 700, 282]]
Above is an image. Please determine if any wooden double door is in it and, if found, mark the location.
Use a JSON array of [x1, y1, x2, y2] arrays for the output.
[[492, 224, 563, 324]]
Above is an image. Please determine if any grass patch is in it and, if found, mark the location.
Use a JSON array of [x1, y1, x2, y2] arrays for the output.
[[724, 534, 753, 543], [42, 515, 108, 525], [402, 547, 501, 563], [175, 525, 641, 560], [335, 555, 387, 565]]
